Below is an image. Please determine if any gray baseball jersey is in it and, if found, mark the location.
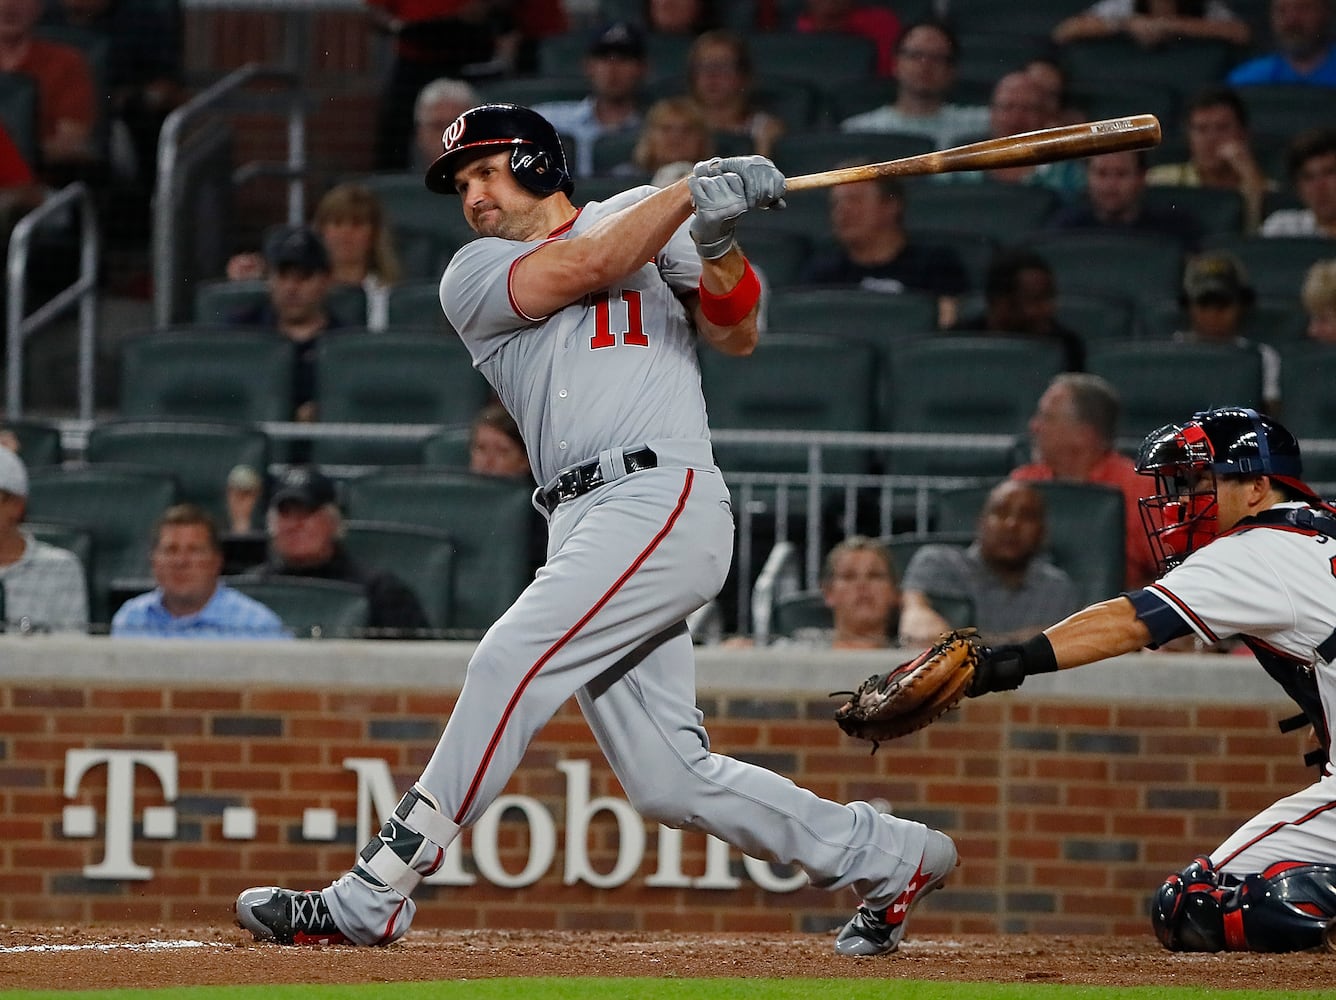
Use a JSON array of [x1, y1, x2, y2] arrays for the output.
[[441, 186, 709, 486]]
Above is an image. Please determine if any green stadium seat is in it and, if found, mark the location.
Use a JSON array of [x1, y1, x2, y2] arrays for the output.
[[1023, 231, 1187, 311], [225, 575, 369, 638], [1200, 234, 1334, 301], [385, 280, 455, 333], [902, 181, 1059, 244], [0, 418, 62, 466], [343, 520, 455, 632]]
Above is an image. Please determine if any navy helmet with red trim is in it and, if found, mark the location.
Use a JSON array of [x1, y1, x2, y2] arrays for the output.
[[424, 103, 574, 198], [1135, 406, 1317, 572]]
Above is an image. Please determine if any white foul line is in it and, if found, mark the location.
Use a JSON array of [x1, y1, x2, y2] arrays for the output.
[[0, 939, 213, 954]]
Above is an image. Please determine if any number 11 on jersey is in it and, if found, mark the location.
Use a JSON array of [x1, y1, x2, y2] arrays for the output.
[[590, 289, 648, 349]]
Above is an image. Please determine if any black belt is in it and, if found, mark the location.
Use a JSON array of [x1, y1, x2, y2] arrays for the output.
[[539, 447, 657, 514]]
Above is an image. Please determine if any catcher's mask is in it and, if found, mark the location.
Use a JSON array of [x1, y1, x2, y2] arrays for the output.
[[424, 103, 575, 198], [1135, 406, 1316, 573]]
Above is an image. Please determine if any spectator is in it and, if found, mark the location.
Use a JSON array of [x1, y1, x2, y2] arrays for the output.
[[532, 21, 648, 178], [0, 0, 96, 180], [0, 119, 44, 247], [228, 184, 403, 331], [229, 225, 344, 423], [840, 20, 989, 149], [1052, 0, 1251, 48], [469, 401, 530, 478], [932, 71, 1087, 197], [683, 30, 785, 159], [225, 463, 264, 535], [1047, 149, 1202, 250], [954, 248, 1086, 371], [111, 503, 289, 639], [367, 0, 518, 170], [1259, 127, 1336, 237], [795, 0, 901, 77], [0, 445, 88, 633], [1025, 56, 1086, 127], [1301, 258, 1336, 341], [1011, 372, 1159, 588], [1146, 85, 1275, 233], [618, 95, 714, 184], [798, 170, 970, 327], [727, 535, 901, 649], [1227, 0, 1336, 86], [898, 479, 1081, 647], [41, 0, 185, 200], [411, 77, 480, 174], [1171, 252, 1281, 412], [644, 0, 714, 36], [253, 466, 430, 638]]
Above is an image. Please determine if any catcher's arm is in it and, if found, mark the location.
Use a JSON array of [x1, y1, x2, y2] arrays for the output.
[[969, 597, 1151, 696]]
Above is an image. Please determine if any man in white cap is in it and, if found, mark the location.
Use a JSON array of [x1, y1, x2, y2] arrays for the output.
[[0, 446, 88, 632]]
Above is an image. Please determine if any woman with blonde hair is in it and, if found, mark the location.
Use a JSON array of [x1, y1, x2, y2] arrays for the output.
[[227, 183, 403, 330], [628, 96, 715, 186], [1301, 259, 1336, 344]]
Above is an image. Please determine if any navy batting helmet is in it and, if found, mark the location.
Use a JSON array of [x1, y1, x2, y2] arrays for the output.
[[1135, 406, 1316, 571], [424, 103, 574, 197]]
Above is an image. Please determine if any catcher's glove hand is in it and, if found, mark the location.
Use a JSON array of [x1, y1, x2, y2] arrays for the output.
[[833, 628, 983, 751]]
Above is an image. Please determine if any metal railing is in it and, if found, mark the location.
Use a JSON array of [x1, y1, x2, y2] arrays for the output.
[[153, 64, 306, 329], [5, 183, 99, 420]]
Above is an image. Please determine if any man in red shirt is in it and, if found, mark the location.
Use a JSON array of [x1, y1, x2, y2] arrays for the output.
[[1011, 372, 1159, 589]]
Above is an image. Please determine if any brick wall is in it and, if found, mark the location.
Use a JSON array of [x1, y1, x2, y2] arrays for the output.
[[0, 640, 1311, 936]]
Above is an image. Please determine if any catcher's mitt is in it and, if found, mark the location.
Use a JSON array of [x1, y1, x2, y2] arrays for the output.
[[833, 628, 983, 751]]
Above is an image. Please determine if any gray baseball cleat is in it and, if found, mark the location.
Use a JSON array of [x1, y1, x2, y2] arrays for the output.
[[834, 828, 958, 956], [235, 886, 351, 946]]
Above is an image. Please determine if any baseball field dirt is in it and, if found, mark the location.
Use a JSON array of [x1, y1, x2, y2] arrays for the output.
[[2, 925, 1333, 991]]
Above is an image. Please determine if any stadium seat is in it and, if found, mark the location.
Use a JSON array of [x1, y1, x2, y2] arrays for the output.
[[225, 575, 369, 639], [749, 31, 878, 86], [766, 287, 937, 340], [84, 420, 270, 525], [385, 280, 455, 333], [1086, 339, 1265, 441], [698, 332, 879, 473], [884, 335, 1065, 436], [193, 279, 368, 329], [1059, 37, 1239, 114], [769, 589, 832, 637], [312, 329, 493, 466], [354, 171, 477, 264], [118, 328, 295, 423], [1069, 81, 1179, 141], [1143, 186, 1245, 239], [825, 77, 897, 126], [744, 230, 813, 290], [343, 520, 455, 632], [1236, 86, 1336, 147], [1136, 295, 1309, 344], [25, 465, 179, 626], [1278, 342, 1336, 442], [931, 480, 1126, 606], [1056, 291, 1138, 344], [342, 470, 535, 633], [419, 427, 472, 467], [910, 228, 997, 292], [0, 418, 62, 466], [1023, 231, 1186, 311], [902, 181, 1059, 244], [947, 0, 1090, 38], [882, 531, 974, 582], [1199, 235, 1334, 301]]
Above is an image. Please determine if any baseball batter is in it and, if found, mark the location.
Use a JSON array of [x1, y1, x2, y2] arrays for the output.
[[968, 406, 1336, 952], [236, 103, 956, 956]]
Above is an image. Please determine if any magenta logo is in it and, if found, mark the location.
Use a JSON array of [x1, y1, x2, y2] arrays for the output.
[[443, 118, 466, 149]]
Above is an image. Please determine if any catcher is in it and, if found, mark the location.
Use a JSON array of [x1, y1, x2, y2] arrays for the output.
[[837, 407, 1336, 953]]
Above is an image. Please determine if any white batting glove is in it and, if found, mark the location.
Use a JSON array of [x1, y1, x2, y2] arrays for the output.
[[693, 155, 788, 211], [688, 170, 747, 260]]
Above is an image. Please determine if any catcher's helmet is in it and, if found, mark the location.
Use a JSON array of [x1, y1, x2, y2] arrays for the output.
[[424, 103, 574, 197], [1135, 406, 1316, 571]]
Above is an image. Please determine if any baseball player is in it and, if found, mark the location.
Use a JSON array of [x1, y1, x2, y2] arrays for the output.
[[968, 406, 1336, 952], [236, 103, 957, 956]]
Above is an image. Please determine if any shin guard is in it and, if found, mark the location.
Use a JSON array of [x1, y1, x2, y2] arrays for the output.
[[324, 785, 460, 946], [1154, 857, 1336, 953]]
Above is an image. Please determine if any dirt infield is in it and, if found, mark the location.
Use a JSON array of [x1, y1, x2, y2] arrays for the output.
[[2, 925, 1333, 991]]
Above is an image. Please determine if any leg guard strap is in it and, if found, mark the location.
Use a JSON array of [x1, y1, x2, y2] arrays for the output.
[[353, 787, 460, 898]]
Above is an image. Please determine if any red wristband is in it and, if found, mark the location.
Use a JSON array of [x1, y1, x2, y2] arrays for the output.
[[698, 259, 761, 327]]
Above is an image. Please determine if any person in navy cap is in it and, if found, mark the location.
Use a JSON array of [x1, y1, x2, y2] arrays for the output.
[[531, 21, 649, 177]]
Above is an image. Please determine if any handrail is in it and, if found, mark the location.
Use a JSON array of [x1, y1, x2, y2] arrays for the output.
[[153, 64, 306, 329], [5, 183, 99, 420]]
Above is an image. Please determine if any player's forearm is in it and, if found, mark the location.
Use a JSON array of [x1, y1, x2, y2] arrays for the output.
[[1042, 597, 1151, 669], [572, 179, 695, 288], [694, 247, 760, 355]]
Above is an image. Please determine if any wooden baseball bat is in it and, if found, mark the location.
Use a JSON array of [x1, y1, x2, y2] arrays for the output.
[[784, 115, 1161, 192]]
